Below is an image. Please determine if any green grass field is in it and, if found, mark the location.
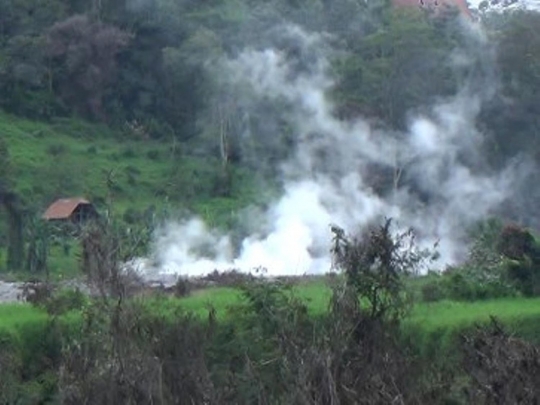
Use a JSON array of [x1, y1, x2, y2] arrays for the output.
[[3, 284, 539, 338], [409, 297, 540, 331], [169, 285, 540, 331]]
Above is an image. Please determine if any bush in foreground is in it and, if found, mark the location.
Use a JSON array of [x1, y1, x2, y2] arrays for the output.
[[418, 221, 540, 303]]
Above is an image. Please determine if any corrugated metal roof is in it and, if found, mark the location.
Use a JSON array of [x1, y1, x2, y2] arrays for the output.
[[42, 197, 91, 220]]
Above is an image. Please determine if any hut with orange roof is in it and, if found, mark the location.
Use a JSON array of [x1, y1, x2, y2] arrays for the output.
[[42, 197, 99, 224]]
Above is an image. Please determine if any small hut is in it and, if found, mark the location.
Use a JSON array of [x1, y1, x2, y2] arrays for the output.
[[42, 197, 98, 224]]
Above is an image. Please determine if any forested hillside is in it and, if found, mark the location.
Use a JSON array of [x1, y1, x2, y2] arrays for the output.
[[1, 0, 540, 275]]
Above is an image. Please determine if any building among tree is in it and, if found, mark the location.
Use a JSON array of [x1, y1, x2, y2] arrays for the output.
[[42, 197, 99, 224]]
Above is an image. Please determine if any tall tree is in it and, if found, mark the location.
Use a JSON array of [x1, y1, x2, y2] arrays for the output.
[[0, 139, 24, 271], [46, 14, 131, 120], [332, 8, 459, 126]]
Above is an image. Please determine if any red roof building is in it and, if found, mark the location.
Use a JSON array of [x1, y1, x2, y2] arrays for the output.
[[42, 197, 98, 223]]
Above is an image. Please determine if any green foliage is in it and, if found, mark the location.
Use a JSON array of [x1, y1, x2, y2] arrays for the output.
[[419, 273, 446, 302], [445, 220, 519, 301], [5, 282, 540, 403], [39, 287, 89, 316], [0, 0, 536, 289], [0, 137, 13, 187], [0, 0, 536, 161], [441, 266, 517, 301], [416, 221, 540, 303], [0, 0, 465, 139], [46, 14, 131, 120], [332, 8, 459, 124], [1, 108, 252, 221], [46, 142, 68, 157], [3, 3, 540, 399], [24, 216, 52, 275], [331, 219, 433, 320], [496, 224, 540, 296]]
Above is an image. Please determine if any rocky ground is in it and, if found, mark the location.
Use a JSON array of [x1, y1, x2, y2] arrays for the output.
[[0, 281, 25, 303], [0, 279, 93, 304]]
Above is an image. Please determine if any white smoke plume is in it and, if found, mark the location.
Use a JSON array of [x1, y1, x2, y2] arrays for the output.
[[139, 21, 529, 279]]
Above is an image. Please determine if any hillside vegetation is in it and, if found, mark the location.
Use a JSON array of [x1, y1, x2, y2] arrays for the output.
[[0, 111, 261, 222], [3, 0, 540, 403], [1, 0, 540, 276], [0, 111, 264, 275], [3, 221, 540, 404]]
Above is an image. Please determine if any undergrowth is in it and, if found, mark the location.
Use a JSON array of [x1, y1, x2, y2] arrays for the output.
[[3, 219, 540, 404]]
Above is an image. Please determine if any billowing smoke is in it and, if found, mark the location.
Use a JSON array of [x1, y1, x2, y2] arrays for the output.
[[138, 19, 529, 279]]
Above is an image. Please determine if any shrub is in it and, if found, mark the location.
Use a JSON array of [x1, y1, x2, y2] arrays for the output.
[[434, 220, 532, 302], [43, 288, 87, 316], [146, 149, 160, 160], [173, 277, 192, 297], [496, 224, 540, 296], [462, 318, 540, 403], [421, 280, 445, 302], [46, 143, 67, 157], [86, 146, 97, 155], [22, 282, 54, 306], [23, 284, 87, 316], [88, 195, 106, 208], [127, 172, 137, 186], [440, 265, 518, 301], [202, 269, 256, 287], [124, 165, 141, 176], [497, 224, 536, 260], [146, 118, 174, 140], [121, 147, 136, 159], [122, 207, 141, 224], [331, 218, 432, 320]]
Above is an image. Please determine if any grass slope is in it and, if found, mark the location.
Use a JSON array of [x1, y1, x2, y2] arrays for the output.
[[2, 111, 260, 220], [0, 111, 265, 276]]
